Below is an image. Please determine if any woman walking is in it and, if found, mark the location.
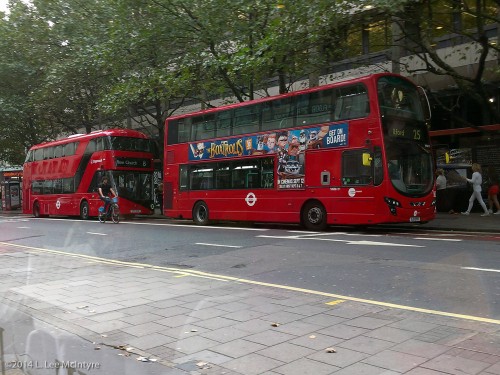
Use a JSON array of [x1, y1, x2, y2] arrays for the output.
[[486, 165, 500, 214], [461, 163, 489, 216]]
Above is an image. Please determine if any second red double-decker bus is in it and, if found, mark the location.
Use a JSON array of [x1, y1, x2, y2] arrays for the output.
[[23, 129, 155, 219], [163, 73, 435, 229]]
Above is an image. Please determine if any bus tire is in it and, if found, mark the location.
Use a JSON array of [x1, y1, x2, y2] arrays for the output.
[[33, 202, 41, 218], [302, 201, 327, 231], [80, 201, 90, 220], [193, 201, 209, 226]]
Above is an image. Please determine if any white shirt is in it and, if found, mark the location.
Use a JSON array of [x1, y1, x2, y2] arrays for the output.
[[467, 172, 482, 192], [436, 175, 446, 190]]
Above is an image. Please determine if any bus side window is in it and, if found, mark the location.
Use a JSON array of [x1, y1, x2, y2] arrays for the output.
[[296, 90, 333, 126], [234, 105, 260, 135], [341, 150, 372, 185], [216, 111, 233, 138]]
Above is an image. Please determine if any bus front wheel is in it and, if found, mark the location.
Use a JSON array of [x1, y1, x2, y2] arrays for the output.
[[302, 201, 327, 231], [80, 201, 90, 220], [193, 201, 209, 225]]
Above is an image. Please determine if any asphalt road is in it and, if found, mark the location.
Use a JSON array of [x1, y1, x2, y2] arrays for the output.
[[1, 216, 499, 320]]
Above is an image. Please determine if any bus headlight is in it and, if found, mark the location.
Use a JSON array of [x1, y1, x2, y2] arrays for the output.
[[384, 196, 401, 216]]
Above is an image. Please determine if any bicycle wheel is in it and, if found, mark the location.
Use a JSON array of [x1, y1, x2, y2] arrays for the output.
[[111, 205, 120, 223]]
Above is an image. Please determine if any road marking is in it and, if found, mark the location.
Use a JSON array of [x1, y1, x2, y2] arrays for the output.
[[414, 237, 462, 241], [257, 235, 424, 247], [1, 241, 499, 325], [462, 267, 500, 273], [196, 243, 242, 248], [86, 232, 107, 236], [17, 227, 30, 229]]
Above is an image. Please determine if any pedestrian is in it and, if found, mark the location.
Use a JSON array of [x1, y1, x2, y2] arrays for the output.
[[435, 168, 448, 212], [461, 163, 489, 216], [485, 165, 500, 215]]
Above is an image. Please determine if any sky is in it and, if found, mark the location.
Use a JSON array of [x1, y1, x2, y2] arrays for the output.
[[0, 1, 8, 13]]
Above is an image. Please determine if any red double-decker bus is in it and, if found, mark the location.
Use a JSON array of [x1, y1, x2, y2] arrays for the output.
[[23, 129, 155, 219], [163, 73, 435, 229]]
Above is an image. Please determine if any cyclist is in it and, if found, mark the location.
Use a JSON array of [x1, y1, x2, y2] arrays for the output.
[[98, 176, 117, 216]]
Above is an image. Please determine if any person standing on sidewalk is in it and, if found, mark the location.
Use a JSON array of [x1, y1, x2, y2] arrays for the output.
[[461, 163, 489, 216], [435, 168, 448, 212], [486, 165, 500, 215]]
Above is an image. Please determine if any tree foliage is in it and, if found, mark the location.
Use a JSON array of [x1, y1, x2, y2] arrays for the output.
[[0, 0, 498, 164]]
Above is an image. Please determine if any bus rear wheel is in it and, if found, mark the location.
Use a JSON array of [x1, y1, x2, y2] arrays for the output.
[[80, 201, 90, 220], [193, 201, 209, 225], [302, 201, 327, 231]]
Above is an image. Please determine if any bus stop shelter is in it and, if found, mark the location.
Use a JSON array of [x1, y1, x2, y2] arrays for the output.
[[0, 166, 23, 211]]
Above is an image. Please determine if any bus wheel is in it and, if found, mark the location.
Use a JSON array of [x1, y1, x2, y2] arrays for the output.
[[193, 201, 209, 225], [302, 201, 327, 231], [33, 202, 41, 218], [80, 201, 90, 220]]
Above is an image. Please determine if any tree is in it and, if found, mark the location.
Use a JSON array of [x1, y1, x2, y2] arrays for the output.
[[375, 0, 500, 125]]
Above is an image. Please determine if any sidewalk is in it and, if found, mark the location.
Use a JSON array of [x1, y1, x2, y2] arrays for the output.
[[1, 240, 499, 375]]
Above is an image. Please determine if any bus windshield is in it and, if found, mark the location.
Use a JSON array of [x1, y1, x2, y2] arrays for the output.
[[112, 171, 153, 203], [386, 140, 434, 195]]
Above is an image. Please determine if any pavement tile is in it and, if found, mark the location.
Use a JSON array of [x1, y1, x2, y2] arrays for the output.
[[256, 342, 316, 363], [227, 318, 271, 334], [166, 336, 220, 355], [262, 311, 306, 324], [405, 369, 453, 375], [308, 347, 368, 368], [187, 307, 228, 320], [148, 299, 185, 309], [156, 314, 200, 328], [84, 319, 132, 333], [332, 362, 401, 375], [121, 322, 168, 336], [337, 335, 395, 355], [87, 311, 129, 322], [421, 354, 492, 374], [222, 353, 284, 375], [484, 362, 500, 374], [366, 325, 421, 343], [222, 309, 266, 322], [119, 312, 164, 325], [151, 305, 192, 318], [390, 338, 450, 358], [344, 316, 393, 330], [245, 330, 297, 346], [301, 313, 347, 327], [272, 320, 324, 336], [318, 323, 369, 340], [284, 304, 331, 316], [126, 332, 176, 350], [200, 327, 250, 343], [216, 301, 252, 313], [362, 349, 429, 373], [457, 333, 500, 356], [191, 316, 237, 330], [289, 333, 344, 351], [273, 357, 339, 375], [388, 319, 440, 333], [173, 349, 233, 365], [211, 339, 267, 358]]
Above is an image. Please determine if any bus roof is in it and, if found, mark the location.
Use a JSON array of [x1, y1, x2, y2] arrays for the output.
[[165, 72, 411, 122], [28, 129, 150, 150]]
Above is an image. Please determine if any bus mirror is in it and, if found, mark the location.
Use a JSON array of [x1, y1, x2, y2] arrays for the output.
[[362, 153, 372, 166]]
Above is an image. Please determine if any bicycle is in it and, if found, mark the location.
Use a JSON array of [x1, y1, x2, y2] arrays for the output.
[[98, 197, 120, 223]]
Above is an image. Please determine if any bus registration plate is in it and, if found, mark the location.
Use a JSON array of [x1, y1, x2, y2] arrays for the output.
[[409, 217, 420, 222]]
